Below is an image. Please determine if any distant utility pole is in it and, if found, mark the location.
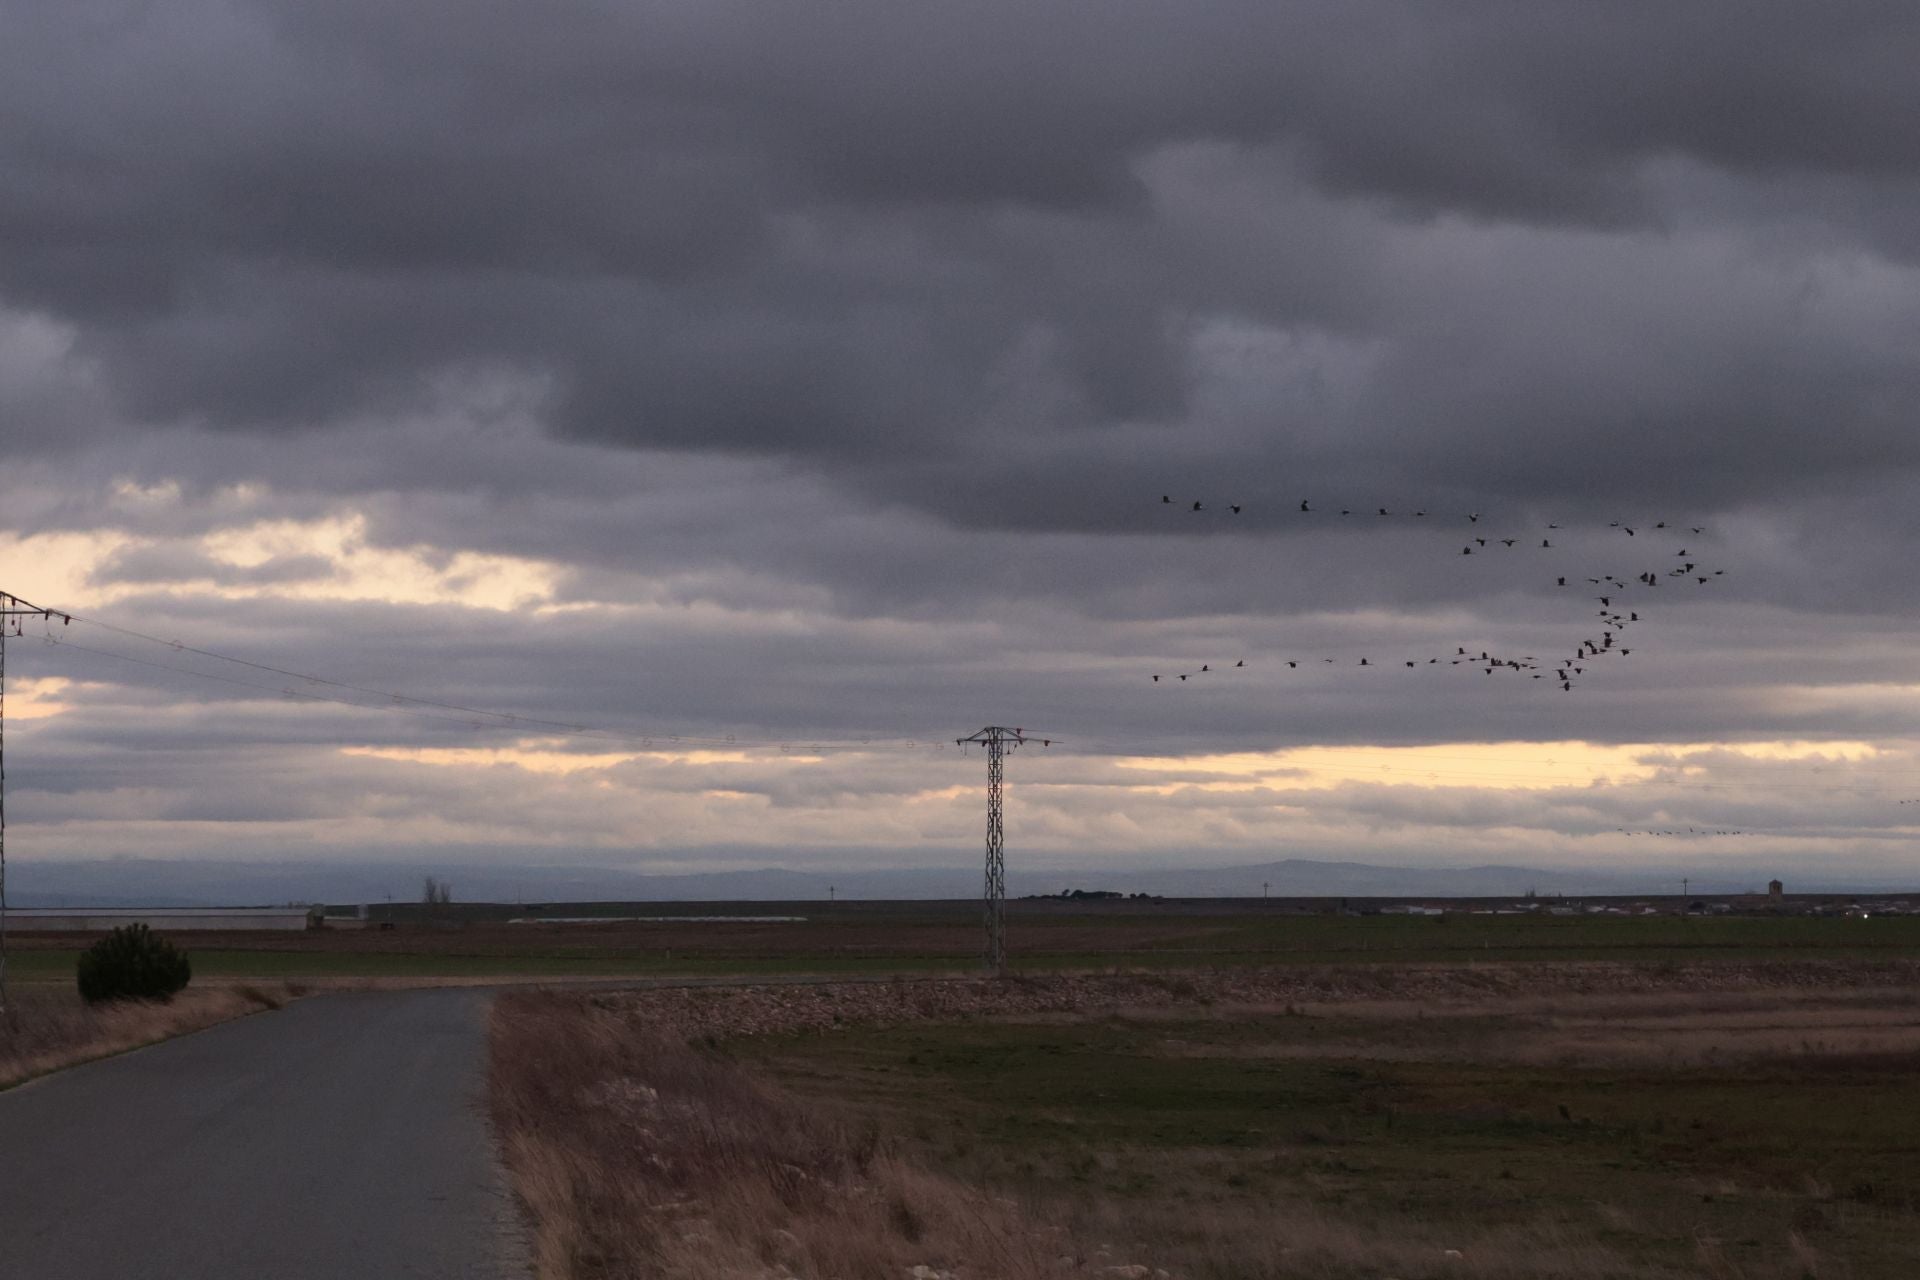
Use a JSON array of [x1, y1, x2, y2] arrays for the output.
[[1263, 881, 1270, 900], [0, 591, 71, 1014], [828, 885, 835, 903], [956, 726, 1047, 973]]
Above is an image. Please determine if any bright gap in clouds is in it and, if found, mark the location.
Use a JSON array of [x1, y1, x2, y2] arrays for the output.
[[1115, 740, 1888, 793], [1, 514, 557, 613]]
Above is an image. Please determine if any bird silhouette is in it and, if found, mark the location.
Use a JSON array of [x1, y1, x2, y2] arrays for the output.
[[1230, 504, 1243, 514], [1161, 495, 1172, 504], [1191, 501, 1203, 512], [1234, 660, 1245, 667], [1151, 675, 1160, 682], [1300, 500, 1311, 512]]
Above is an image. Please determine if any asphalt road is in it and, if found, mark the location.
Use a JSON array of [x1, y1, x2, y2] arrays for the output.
[[0, 988, 526, 1279]]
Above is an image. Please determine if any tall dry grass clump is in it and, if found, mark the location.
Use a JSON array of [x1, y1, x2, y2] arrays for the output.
[[491, 990, 1086, 1280], [490, 986, 1716, 1280], [0, 982, 290, 1090]]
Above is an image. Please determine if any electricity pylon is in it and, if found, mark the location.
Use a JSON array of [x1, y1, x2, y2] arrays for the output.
[[0, 592, 69, 1013], [956, 726, 1035, 973]]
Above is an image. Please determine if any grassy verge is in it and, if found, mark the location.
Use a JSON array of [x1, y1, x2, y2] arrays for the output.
[[491, 990, 1090, 1280], [492, 961, 1920, 1279], [0, 982, 296, 1090]]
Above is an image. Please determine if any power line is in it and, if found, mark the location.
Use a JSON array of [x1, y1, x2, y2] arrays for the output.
[[11, 591, 972, 756], [14, 600, 1899, 794], [1, 592, 69, 1015]]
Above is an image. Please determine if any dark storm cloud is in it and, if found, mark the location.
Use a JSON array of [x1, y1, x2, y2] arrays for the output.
[[4, 0, 1920, 525], [7, 2, 1920, 881]]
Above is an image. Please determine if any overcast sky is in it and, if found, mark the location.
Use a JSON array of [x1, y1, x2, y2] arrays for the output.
[[4, 1, 1920, 891]]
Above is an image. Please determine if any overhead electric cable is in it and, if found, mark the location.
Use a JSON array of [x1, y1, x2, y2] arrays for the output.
[[11, 592, 1043, 755]]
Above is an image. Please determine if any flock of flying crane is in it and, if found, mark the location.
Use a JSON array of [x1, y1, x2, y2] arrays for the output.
[[1150, 496, 1729, 691]]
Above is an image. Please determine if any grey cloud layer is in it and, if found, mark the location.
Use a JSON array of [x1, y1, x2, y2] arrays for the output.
[[5, 2, 1920, 521], [6, 4, 1920, 875]]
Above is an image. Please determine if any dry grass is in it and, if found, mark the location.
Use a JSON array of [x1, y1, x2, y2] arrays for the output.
[[0, 982, 294, 1090], [491, 990, 1093, 1280], [1073, 1200, 1661, 1280], [489, 982, 1735, 1280]]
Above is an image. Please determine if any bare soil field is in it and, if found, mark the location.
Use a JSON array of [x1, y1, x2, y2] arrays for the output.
[[492, 959, 1920, 1280]]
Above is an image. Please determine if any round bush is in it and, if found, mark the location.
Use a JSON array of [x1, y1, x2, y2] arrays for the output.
[[76, 923, 193, 1004]]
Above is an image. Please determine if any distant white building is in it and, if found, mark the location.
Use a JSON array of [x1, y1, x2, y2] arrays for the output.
[[3, 906, 314, 932]]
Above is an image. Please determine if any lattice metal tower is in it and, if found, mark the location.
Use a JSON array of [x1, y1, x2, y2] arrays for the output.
[[956, 726, 1027, 972], [0, 592, 66, 1014]]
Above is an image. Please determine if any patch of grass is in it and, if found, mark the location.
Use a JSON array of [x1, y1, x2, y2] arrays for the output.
[[489, 991, 1087, 1280], [0, 983, 296, 1089], [736, 992, 1920, 1278], [11, 910, 1920, 984], [493, 984, 1688, 1280]]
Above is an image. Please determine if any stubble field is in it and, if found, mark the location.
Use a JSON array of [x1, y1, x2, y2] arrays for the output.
[[491, 957, 1920, 1280]]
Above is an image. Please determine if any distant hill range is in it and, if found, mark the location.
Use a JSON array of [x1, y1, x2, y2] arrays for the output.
[[10, 855, 1905, 907]]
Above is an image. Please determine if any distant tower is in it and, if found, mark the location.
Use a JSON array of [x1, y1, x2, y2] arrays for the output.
[[1769, 878, 1784, 905], [956, 726, 1029, 972]]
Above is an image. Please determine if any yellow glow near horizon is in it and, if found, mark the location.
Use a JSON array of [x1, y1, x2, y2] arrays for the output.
[[1112, 739, 1887, 794], [340, 744, 776, 773]]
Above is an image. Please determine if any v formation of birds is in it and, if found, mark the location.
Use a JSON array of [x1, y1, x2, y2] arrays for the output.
[[1150, 496, 1728, 692]]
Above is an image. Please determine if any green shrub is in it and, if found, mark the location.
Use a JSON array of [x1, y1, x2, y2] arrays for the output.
[[75, 924, 192, 1004]]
